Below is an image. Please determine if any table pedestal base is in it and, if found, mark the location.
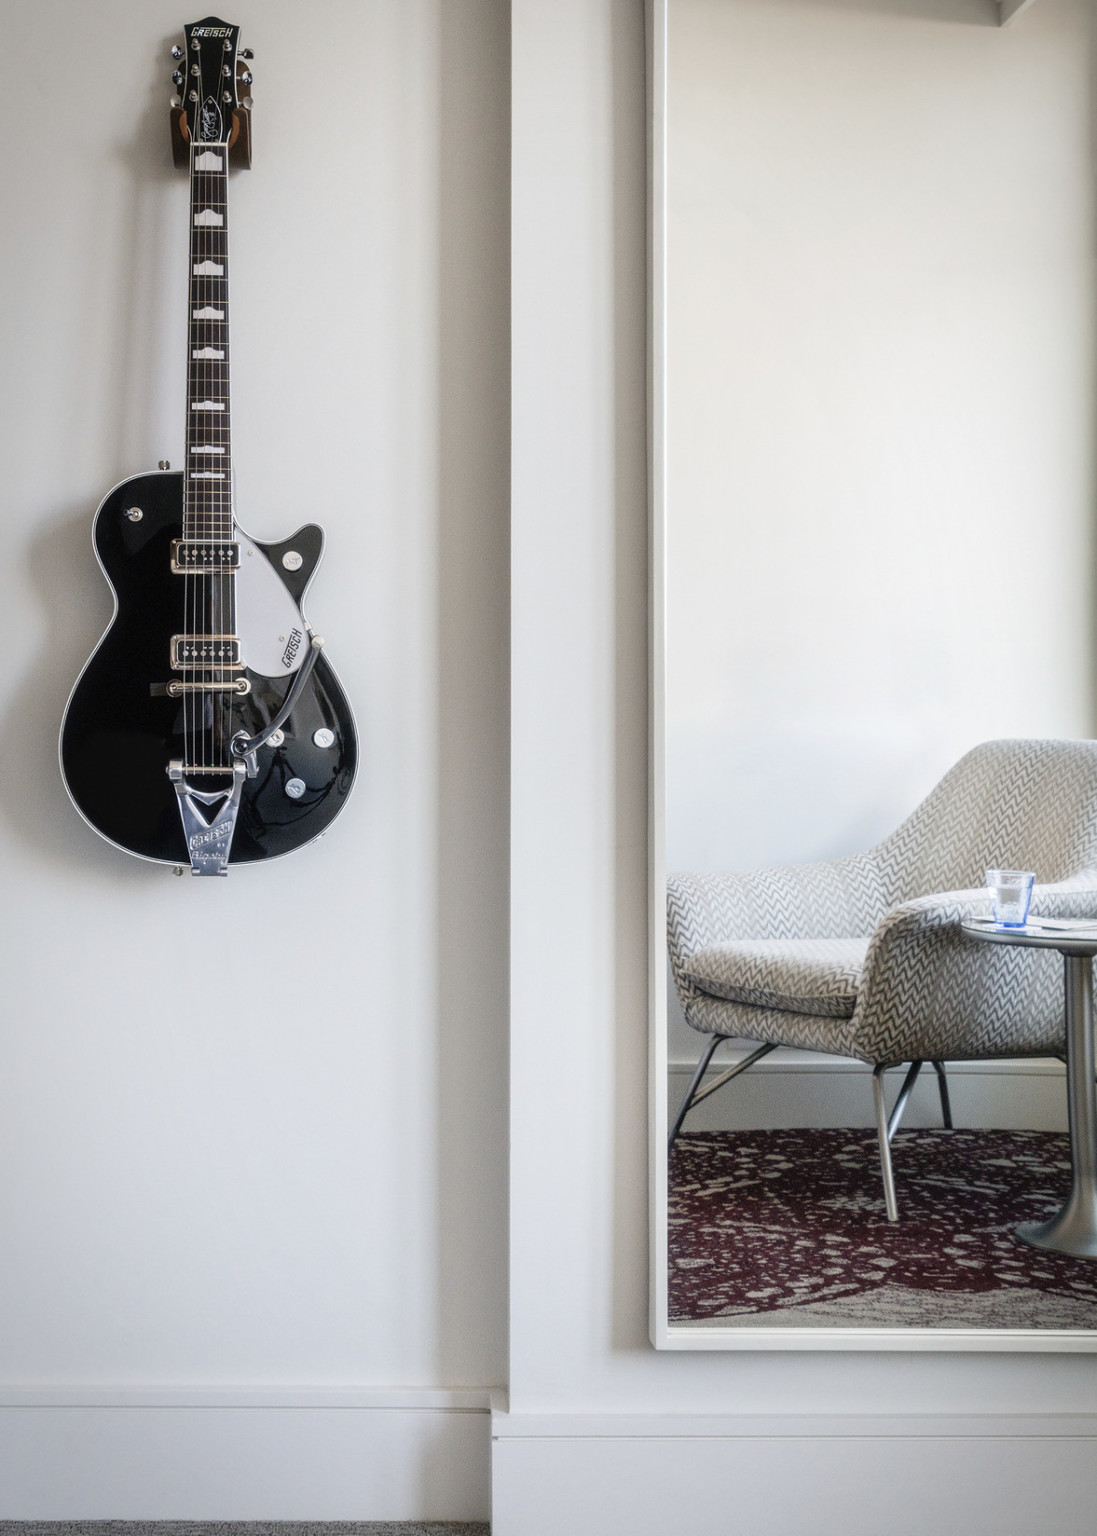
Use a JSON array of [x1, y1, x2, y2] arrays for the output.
[[1017, 1199, 1097, 1259], [1015, 952, 1097, 1259]]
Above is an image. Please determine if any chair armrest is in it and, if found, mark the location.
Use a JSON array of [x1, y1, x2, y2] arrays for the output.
[[667, 855, 881, 977], [851, 877, 1097, 1064]]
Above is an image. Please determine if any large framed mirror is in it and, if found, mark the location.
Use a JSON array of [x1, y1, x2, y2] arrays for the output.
[[650, 0, 1097, 1349]]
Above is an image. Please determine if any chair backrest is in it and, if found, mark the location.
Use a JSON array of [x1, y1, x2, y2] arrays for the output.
[[870, 738, 1097, 907]]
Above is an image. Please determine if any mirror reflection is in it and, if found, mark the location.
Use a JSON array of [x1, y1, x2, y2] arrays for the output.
[[661, 0, 1097, 1334]]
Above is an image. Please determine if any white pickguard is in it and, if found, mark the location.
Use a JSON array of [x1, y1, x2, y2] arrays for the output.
[[234, 530, 310, 677]]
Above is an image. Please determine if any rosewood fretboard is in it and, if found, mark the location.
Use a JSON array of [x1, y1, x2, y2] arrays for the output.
[[184, 140, 232, 543]]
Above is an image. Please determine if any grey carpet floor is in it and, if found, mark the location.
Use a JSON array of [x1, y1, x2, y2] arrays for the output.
[[0, 1526, 488, 1535]]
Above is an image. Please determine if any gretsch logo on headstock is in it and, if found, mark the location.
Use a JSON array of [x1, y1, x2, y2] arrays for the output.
[[200, 97, 223, 141], [193, 26, 233, 36]]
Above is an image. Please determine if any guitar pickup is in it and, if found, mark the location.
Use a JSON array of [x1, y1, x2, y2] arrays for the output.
[[171, 539, 240, 573], [170, 634, 243, 670]]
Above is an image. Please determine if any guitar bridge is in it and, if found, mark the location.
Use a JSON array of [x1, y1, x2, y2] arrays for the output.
[[151, 677, 251, 697]]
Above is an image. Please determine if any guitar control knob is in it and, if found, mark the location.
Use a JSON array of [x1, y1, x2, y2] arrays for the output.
[[171, 44, 184, 59], [124, 507, 144, 522], [281, 550, 303, 571], [313, 728, 335, 749], [285, 778, 307, 800]]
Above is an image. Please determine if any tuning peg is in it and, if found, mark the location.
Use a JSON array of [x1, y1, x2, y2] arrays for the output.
[[171, 44, 184, 59], [240, 71, 253, 86], [172, 70, 184, 86], [239, 48, 254, 59]]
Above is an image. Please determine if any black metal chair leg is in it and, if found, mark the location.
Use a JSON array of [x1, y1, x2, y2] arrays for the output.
[[931, 1059, 952, 1128], [887, 1059, 923, 1140], [668, 1038, 778, 1150], [668, 1035, 724, 1150]]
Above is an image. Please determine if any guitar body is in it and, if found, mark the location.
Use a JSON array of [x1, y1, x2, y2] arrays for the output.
[[61, 471, 357, 867]]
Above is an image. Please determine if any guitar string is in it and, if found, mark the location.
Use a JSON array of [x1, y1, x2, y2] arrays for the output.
[[186, 138, 233, 777], [221, 143, 232, 773], [185, 138, 195, 778]]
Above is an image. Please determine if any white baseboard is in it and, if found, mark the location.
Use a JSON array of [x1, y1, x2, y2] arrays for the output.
[[0, 1388, 492, 1520], [491, 1410, 1097, 1536], [668, 1051, 1069, 1133]]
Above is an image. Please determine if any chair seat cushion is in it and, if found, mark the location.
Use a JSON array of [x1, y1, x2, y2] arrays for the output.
[[680, 937, 872, 1018]]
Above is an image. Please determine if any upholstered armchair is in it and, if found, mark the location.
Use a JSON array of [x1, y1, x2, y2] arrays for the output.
[[667, 738, 1097, 1219]]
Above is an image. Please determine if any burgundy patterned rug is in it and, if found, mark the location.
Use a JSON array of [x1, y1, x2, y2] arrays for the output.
[[669, 1129, 1097, 1328]]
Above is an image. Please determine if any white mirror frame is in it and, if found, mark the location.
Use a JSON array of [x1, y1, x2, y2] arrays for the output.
[[647, 0, 1097, 1353]]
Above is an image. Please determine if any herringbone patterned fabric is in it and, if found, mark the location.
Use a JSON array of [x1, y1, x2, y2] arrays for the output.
[[681, 937, 869, 1017], [667, 739, 1097, 1065]]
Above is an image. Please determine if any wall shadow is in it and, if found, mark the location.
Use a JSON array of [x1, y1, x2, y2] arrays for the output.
[[611, 0, 655, 1354], [433, 0, 511, 1391]]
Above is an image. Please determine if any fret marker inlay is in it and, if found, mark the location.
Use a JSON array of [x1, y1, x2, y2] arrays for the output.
[[192, 347, 225, 360], [191, 400, 225, 411], [193, 260, 223, 275], [194, 151, 223, 170], [194, 209, 224, 227], [191, 445, 226, 454], [193, 306, 224, 319], [192, 471, 226, 479]]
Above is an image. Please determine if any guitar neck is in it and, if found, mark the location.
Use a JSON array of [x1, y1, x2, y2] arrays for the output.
[[184, 140, 232, 541]]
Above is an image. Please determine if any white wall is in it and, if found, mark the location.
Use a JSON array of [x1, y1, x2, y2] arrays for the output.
[[0, 0, 507, 1517], [501, 0, 1097, 1528], [667, 0, 1096, 878]]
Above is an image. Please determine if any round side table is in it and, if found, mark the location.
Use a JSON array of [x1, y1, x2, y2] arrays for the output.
[[962, 918, 1097, 1259]]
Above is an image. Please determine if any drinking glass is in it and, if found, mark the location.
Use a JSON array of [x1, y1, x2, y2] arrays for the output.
[[985, 869, 1035, 928]]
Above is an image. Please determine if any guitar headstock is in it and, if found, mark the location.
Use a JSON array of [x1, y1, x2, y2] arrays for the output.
[[170, 15, 252, 169]]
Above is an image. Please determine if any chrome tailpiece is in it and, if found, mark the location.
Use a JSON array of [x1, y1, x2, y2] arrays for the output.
[[167, 758, 247, 875]]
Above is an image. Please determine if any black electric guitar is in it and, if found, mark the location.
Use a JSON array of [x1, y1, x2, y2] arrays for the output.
[[61, 16, 357, 875]]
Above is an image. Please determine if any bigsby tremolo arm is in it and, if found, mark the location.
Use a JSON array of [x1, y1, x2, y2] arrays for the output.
[[230, 632, 324, 777]]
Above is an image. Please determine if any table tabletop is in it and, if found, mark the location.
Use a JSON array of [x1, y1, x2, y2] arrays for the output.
[[961, 918, 1097, 956]]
